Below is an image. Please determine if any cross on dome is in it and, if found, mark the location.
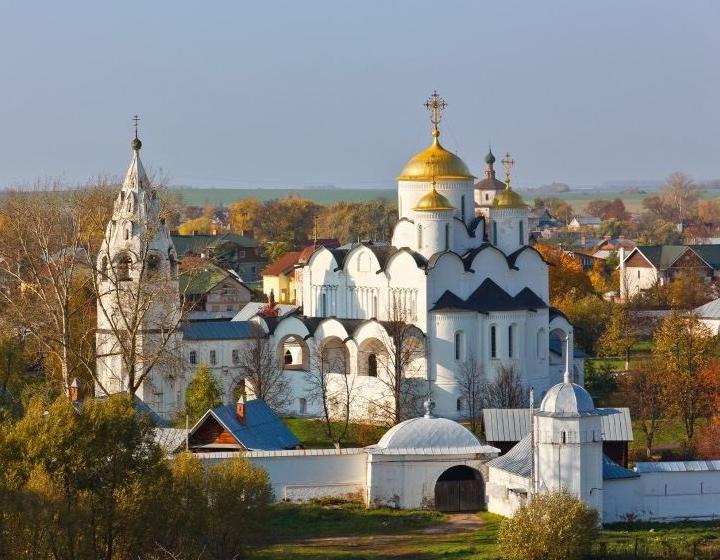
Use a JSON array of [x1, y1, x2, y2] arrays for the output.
[[131, 114, 142, 151], [424, 90, 447, 132], [501, 152, 515, 188]]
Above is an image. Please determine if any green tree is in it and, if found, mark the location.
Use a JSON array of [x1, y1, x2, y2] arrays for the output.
[[619, 363, 667, 457], [653, 312, 716, 441], [553, 292, 610, 355], [184, 364, 223, 423], [498, 491, 599, 560]]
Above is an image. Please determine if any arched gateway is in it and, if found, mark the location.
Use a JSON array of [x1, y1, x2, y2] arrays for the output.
[[434, 465, 485, 512]]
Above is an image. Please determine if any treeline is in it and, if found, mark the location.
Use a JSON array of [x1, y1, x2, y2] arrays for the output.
[[178, 197, 398, 258], [0, 394, 272, 560]]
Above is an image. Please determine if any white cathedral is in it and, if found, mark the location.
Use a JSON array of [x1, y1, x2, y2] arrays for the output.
[[96, 92, 581, 421]]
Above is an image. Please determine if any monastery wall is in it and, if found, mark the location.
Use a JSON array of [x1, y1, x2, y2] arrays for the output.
[[604, 470, 720, 523], [196, 449, 368, 503]]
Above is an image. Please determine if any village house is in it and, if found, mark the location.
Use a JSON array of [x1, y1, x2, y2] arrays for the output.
[[568, 215, 602, 230], [180, 262, 254, 320]]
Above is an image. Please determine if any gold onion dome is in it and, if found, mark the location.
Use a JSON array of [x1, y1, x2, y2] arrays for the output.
[[398, 130, 475, 181], [494, 186, 525, 208], [413, 184, 454, 212]]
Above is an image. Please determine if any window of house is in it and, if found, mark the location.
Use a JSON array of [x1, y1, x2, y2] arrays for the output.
[[189, 351, 197, 365], [226, 306, 233, 312], [454, 331, 464, 361], [637, 270, 640, 279], [232, 349, 239, 365], [210, 350, 217, 365], [299, 398, 307, 414], [238, 250, 246, 258], [490, 326, 497, 358], [456, 397, 463, 412], [485, 193, 489, 201], [368, 354, 378, 377]]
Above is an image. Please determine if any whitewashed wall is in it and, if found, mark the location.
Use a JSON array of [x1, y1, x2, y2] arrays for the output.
[[605, 470, 720, 523], [197, 449, 368, 502]]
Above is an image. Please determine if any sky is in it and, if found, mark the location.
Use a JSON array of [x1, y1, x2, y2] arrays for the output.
[[1, 1, 719, 190]]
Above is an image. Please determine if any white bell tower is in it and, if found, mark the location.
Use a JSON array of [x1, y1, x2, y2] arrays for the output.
[[95, 123, 183, 418]]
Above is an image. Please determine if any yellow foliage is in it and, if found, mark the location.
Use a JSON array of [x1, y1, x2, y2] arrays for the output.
[[177, 217, 215, 235]]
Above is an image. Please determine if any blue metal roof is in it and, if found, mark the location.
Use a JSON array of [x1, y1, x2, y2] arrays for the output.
[[195, 399, 300, 451], [635, 460, 720, 473], [603, 454, 639, 480], [182, 320, 257, 340]]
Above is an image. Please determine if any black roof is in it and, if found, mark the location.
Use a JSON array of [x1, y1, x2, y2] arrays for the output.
[[430, 280, 547, 314]]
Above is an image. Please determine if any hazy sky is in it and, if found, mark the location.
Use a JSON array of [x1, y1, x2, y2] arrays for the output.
[[1, 1, 719, 189]]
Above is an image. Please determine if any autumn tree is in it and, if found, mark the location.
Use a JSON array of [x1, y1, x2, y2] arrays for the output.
[[177, 216, 215, 235], [534, 197, 573, 224], [184, 364, 223, 423], [236, 323, 290, 412], [533, 244, 593, 304], [317, 199, 397, 244], [498, 491, 599, 560], [553, 292, 610, 355], [254, 197, 321, 247], [653, 312, 716, 441], [597, 304, 641, 369], [666, 270, 715, 310], [228, 198, 263, 235], [619, 363, 666, 457]]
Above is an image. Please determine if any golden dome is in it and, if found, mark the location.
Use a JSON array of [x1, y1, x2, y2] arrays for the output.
[[493, 186, 525, 208], [413, 185, 454, 212], [398, 130, 475, 181]]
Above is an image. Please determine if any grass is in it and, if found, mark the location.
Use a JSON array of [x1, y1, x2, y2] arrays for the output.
[[252, 502, 720, 559], [628, 416, 709, 461], [283, 417, 388, 448]]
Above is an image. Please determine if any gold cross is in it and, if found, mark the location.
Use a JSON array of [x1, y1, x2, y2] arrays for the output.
[[132, 114, 140, 139], [424, 90, 447, 130], [501, 152, 515, 187]]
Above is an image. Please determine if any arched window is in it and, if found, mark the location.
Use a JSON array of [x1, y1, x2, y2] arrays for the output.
[[456, 397, 464, 412], [368, 354, 378, 377], [284, 349, 293, 365], [209, 350, 217, 365], [147, 254, 161, 277], [454, 331, 464, 361], [116, 254, 132, 281], [417, 224, 423, 250], [124, 228, 130, 241], [372, 294, 378, 318], [485, 193, 489, 201], [320, 292, 327, 316], [519, 221, 524, 245], [299, 398, 307, 414], [490, 326, 497, 359], [101, 256, 108, 277], [444, 223, 450, 250], [460, 195, 466, 221], [492, 221, 498, 245], [508, 325, 515, 358]]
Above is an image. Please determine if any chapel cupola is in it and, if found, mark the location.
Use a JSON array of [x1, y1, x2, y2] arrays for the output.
[[487, 152, 529, 255]]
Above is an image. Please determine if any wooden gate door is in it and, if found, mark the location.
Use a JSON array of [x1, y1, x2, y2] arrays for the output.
[[435, 479, 484, 512]]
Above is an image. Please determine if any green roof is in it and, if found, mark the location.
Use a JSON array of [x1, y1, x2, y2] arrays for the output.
[[171, 232, 257, 256], [179, 263, 234, 295]]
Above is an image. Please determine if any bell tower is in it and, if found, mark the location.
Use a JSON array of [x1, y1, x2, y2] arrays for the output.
[[95, 122, 183, 418]]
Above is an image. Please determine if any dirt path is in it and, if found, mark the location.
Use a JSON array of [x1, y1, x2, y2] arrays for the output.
[[290, 513, 484, 548]]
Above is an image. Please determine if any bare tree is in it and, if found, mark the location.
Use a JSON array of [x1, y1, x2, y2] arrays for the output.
[[305, 339, 356, 447], [0, 185, 114, 396], [236, 323, 290, 412], [92, 171, 188, 396], [487, 363, 526, 408], [457, 353, 488, 435], [373, 294, 426, 425]]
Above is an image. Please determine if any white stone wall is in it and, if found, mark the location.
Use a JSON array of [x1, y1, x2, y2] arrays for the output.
[[604, 471, 720, 523], [196, 449, 368, 503], [184, 338, 247, 402], [486, 466, 530, 517], [622, 266, 658, 299]]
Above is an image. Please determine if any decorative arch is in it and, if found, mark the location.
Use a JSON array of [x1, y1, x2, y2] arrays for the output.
[[434, 465, 485, 512], [357, 337, 388, 377], [277, 334, 310, 371], [114, 252, 132, 281]]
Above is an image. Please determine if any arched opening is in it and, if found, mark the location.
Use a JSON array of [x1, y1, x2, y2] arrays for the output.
[[549, 327, 570, 382], [434, 465, 485, 512], [444, 222, 450, 250], [358, 338, 387, 377], [146, 253, 161, 277], [101, 256, 108, 278], [490, 325, 497, 359], [278, 335, 309, 371], [115, 253, 132, 281], [318, 336, 350, 375]]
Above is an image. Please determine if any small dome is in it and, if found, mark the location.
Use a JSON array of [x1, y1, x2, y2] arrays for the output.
[[539, 382, 596, 417], [485, 149, 496, 164], [131, 137, 142, 151], [413, 188, 454, 212], [375, 415, 483, 450], [493, 187, 525, 208], [398, 130, 475, 182]]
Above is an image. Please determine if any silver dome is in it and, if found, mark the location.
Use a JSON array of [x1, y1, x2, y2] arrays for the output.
[[538, 382, 597, 417]]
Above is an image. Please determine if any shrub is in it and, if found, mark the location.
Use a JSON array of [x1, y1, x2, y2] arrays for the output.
[[498, 491, 599, 560]]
